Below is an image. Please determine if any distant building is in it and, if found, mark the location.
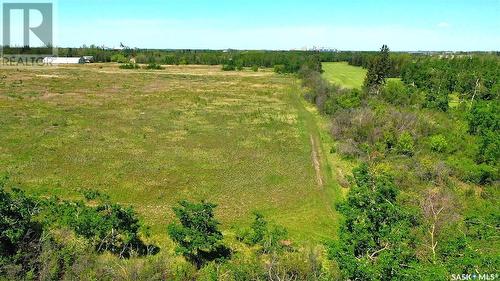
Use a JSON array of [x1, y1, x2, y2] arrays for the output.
[[42, 57, 85, 64], [83, 56, 94, 63]]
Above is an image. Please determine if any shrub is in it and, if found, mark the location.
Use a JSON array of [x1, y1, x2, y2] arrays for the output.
[[273, 64, 286, 74], [447, 157, 497, 185], [42, 199, 156, 258], [144, 63, 164, 70], [251, 65, 259, 72], [477, 130, 500, 164], [422, 90, 449, 112], [430, 135, 448, 153], [235, 60, 244, 71], [397, 132, 415, 156], [111, 53, 128, 63], [119, 63, 140, 69], [338, 89, 363, 110], [336, 139, 363, 159], [236, 212, 289, 254], [467, 101, 499, 136], [414, 157, 451, 185], [82, 189, 109, 201], [221, 64, 235, 71], [0, 185, 41, 263], [381, 80, 412, 106]]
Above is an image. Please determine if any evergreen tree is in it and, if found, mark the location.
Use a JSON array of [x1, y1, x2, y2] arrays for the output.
[[167, 201, 230, 268], [364, 45, 391, 94]]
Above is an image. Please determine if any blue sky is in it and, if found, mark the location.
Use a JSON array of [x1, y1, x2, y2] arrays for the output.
[[51, 0, 500, 50]]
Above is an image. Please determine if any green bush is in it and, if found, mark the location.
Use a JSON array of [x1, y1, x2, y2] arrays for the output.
[[273, 64, 286, 74], [221, 64, 235, 71], [144, 63, 164, 70], [381, 80, 412, 106], [422, 90, 449, 112], [42, 198, 156, 258], [447, 157, 497, 185], [467, 101, 499, 136], [397, 132, 415, 156], [430, 135, 448, 153], [251, 65, 259, 72], [235, 60, 244, 71], [111, 53, 128, 63], [119, 63, 140, 69], [237, 212, 289, 254], [477, 130, 500, 164], [0, 184, 41, 267]]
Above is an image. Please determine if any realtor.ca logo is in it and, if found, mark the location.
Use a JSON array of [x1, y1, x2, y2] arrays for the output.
[[451, 273, 499, 281], [1, 1, 56, 66]]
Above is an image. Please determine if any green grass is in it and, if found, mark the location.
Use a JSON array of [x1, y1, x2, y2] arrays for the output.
[[0, 65, 339, 245], [322, 62, 367, 89]]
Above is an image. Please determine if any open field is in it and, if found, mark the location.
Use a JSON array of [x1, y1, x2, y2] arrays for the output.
[[322, 62, 367, 89], [0, 64, 339, 244]]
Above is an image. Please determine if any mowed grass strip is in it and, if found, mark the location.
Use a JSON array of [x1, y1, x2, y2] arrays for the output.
[[322, 62, 367, 89], [0, 65, 337, 244]]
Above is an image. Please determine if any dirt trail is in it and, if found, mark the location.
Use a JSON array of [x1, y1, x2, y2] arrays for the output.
[[310, 135, 323, 187]]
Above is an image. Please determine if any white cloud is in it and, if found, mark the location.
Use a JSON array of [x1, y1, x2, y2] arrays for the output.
[[437, 22, 451, 28]]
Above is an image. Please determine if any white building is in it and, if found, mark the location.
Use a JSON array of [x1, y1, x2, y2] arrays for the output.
[[43, 57, 85, 64]]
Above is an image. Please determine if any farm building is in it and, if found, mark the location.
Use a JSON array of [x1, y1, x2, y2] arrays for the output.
[[43, 57, 85, 64], [83, 56, 94, 63]]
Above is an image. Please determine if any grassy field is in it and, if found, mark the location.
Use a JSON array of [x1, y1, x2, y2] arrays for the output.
[[0, 64, 340, 245], [322, 62, 367, 89]]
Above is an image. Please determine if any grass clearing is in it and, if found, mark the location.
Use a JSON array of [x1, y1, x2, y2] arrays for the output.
[[0, 64, 339, 245], [322, 62, 367, 89]]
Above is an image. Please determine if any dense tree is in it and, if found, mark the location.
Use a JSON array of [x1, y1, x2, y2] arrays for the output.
[[364, 45, 391, 94], [329, 164, 422, 280], [167, 201, 230, 268], [467, 101, 500, 165], [402, 56, 499, 104]]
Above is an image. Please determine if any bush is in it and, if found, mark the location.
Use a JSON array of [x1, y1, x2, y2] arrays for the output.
[[447, 157, 497, 185], [336, 139, 363, 159], [235, 60, 244, 71], [414, 157, 451, 185], [467, 101, 499, 136], [236, 212, 289, 254], [119, 63, 140, 69], [397, 132, 415, 156], [477, 130, 500, 164], [422, 90, 449, 112], [251, 65, 259, 72], [41, 198, 157, 258], [144, 63, 164, 70], [430, 135, 449, 153], [381, 80, 412, 106], [111, 53, 128, 63], [221, 64, 235, 71], [0, 184, 42, 271], [273, 64, 286, 74]]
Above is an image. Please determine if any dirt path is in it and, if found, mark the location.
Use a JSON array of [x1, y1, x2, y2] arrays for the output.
[[310, 135, 323, 187]]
